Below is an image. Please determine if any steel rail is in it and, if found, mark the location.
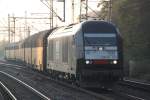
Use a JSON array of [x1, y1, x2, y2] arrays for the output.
[[0, 71, 51, 100], [0, 81, 17, 100], [0, 62, 113, 100]]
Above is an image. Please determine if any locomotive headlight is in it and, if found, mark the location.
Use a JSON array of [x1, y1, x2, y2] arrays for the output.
[[86, 60, 90, 64], [98, 47, 103, 51], [113, 60, 117, 64]]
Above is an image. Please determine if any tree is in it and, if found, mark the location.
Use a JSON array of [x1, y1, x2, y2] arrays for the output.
[[110, 0, 150, 60]]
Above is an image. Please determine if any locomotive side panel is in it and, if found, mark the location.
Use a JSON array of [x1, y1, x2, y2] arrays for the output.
[[47, 36, 76, 74]]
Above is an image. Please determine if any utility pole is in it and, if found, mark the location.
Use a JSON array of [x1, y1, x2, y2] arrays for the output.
[[49, 0, 52, 29], [85, 0, 88, 20], [51, 0, 54, 28], [27, 26, 30, 36], [12, 16, 16, 43], [63, 0, 65, 22], [9, 15, 50, 41], [72, 0, 74, 23], [25, 11, 28, 38], [41, 0, 65, 27], [79, 0, 82, 22], [108, 0, 112, 22], [19, 24, 23, 41], [8, 14, 10, 43], [14, 17, 15, 43]]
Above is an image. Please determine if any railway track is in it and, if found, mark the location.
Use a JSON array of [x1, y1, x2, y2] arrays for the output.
[[0, 71, 50, 100], [1, 60, 150, 100], [45, 75, 150, 100], [122, 79, 150, 92], [44, 75, 113, 100], [0, 81, 17, 100], [113, 79, 150, 100], [0, 61, 112, 100]]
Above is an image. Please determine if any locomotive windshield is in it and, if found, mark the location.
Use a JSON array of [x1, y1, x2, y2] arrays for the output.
[[83, 21, 119, 60], [84, 33, 117, 46], [84, 33, 118, 60], [82, 21, 118, 46]]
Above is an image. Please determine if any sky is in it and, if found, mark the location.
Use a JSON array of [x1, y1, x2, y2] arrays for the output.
[[0, 0, 101, 41], [0, 0, 53, 41], [0, 0, 46, 17]]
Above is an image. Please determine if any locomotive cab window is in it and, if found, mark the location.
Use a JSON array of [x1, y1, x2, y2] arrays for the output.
[[84, 33, 117, 46], [84, 33, 118, 60]]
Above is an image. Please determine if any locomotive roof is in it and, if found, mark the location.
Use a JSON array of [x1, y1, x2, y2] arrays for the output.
[[48, 23, 80, 39], [82, 20, 117, 33], [49, 20, 117, 39]]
